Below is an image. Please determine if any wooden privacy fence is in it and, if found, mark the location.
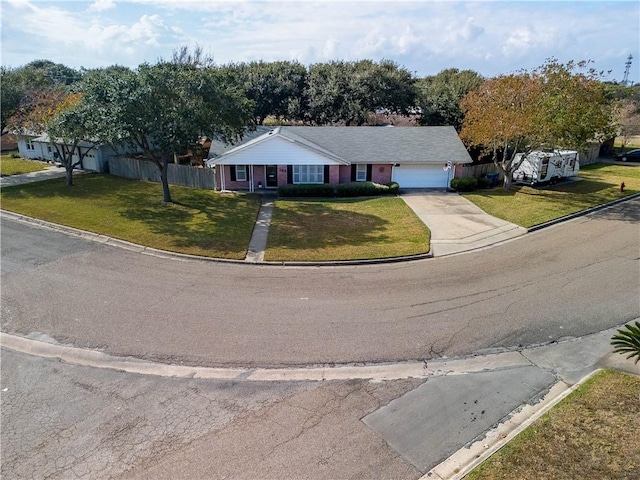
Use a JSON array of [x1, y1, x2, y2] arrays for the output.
[[109, 156, 216, 190], [458, 162, 502, 179]]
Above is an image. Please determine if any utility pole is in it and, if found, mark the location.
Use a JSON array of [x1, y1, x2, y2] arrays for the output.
[[622, 54, 633, 86]]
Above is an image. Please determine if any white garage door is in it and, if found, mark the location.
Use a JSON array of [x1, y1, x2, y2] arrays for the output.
[[392, 164, 450, 188]]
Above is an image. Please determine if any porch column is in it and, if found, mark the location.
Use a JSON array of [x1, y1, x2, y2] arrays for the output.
[[220, 164, 226, 191], [249, 165, 254, 192]]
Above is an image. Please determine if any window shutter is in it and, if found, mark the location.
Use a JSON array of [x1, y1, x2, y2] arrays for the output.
[[366, 164, 372, 181], [351, 165, 357, 181], [324, 165, 330, 183], [287, 165, 292, 184], [230, 166, 237, 181]]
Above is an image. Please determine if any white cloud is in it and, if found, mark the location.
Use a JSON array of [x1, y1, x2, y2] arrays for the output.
[[3, 1, 189, 67], [88, 0, 116, 13], [1, 1, 637, 81]]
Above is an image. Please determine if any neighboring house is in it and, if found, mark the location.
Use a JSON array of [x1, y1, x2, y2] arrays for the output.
[[16, 133, 131, 173], [1, 131, 18, 151], [206, 126, 472, 191]]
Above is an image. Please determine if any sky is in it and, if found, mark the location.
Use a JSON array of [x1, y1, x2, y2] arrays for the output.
[[1, 0, 638, 82]]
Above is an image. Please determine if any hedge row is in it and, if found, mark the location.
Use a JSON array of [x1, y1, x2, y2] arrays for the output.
[[449, 176, 493, 191], [278, 181, 400, 198]]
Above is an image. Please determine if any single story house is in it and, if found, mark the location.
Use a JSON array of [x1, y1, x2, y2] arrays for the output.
[[206, 126, 472, 191], [16, 133, 131, 173]]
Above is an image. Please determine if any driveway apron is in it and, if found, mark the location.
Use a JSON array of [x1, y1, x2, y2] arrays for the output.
[[401, 190, 527, 256]]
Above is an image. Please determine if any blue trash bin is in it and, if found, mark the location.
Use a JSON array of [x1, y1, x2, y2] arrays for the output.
[[485, 173, 499, 187]]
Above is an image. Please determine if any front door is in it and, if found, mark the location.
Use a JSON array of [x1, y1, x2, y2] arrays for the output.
[[266, 165, 278, 188]]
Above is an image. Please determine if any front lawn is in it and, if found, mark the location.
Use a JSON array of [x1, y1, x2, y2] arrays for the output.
[[1, 153, 49, 176], [265, 197, 430, 261], [466, 369, 640, 480], [462, 164, 640, 228], [0, 174, 261, 260]]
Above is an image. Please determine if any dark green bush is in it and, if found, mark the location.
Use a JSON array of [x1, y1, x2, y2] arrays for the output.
[[11, 152, 21, 158], [476, 176, 492, 189], [450, 177, 478, 192], [278, 181, 399, 198], [386, 181, 400, 194], [277, 183, 336, 197], [336, 181, 387, 197]]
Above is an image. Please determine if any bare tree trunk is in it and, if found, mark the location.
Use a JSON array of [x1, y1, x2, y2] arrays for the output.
[[65, 167, 74, 187], [160, 159, 172, 203], [502, 174, 512, 190]]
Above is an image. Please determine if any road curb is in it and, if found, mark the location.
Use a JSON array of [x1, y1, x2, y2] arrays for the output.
[[1, 331, 532, 381]]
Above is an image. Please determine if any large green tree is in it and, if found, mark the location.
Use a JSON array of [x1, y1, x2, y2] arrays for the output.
[[81, 60, 254, 202], [7, 85, 95, 186], [1, 60, 81, 131], [305, 60, 416, 125], [460, 60, 617, 189], [224, 60, 308, 125], [416, 68, 483, 131]]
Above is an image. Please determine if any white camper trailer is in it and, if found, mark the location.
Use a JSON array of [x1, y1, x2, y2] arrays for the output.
[[512, 150, 579, 185]]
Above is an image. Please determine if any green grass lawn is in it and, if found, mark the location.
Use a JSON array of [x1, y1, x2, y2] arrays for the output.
[[265, 197, 430, 261], [462, 164, 640, 228], [466, 369, 640, 480], [0, 174, 261, 260], [1, 152, 49, 176]]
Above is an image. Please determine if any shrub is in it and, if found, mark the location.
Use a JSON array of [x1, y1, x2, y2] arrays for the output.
[[11, 152, 21, 158], [336, 181, 388, 197], [386, 181, 400, 194], [278, 183, 336, 197], [476, 176, 492, 189], [450, 177, 478, 192], [278, 181, 399, 198]]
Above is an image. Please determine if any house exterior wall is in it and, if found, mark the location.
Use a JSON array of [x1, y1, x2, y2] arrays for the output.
[[17, 137, 47, 160], [253, 165, 266, 189], [372, 164, 393, 183], [17, 135, 115, 173], [221, 165, 250, 190], [329, 165, 340, 184], [338, 164, 393, 184], [339, 165, 351, 183], [277, 165, 288, 186]]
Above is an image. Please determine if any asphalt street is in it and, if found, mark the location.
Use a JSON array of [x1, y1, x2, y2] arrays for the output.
[[1, 197, 639, 479], [1, 198, 639, 367], [1, 348, 423, 480]]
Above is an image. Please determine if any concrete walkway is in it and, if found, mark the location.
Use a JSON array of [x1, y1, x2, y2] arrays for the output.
[[0, 165, 89, 187], [401, 190, 527, 256], [245, 195, 275, 263]]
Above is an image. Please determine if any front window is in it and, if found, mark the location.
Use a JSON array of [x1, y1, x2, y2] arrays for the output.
[[26, 141, 34, 150], [293, 165, 324, 184], [235, 165, 247, 181], [356, 164, 367, 182]]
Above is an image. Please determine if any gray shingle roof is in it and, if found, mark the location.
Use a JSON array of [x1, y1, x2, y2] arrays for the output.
[[207, 126, 273, 158], [210, 126, 472, 165]]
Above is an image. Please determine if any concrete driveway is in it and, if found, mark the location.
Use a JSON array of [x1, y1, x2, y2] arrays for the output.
[[400, 190, 527, 256]]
